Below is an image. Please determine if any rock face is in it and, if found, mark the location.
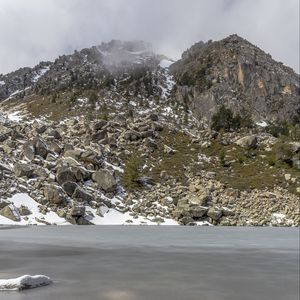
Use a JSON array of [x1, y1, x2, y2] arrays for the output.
[[170, 34, 300, 124]]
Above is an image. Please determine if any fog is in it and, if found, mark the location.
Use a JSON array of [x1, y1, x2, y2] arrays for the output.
[[0, 0, 299, 74]]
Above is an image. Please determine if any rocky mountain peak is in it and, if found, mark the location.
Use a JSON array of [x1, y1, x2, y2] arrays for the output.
[[171, 34, 300, 124]]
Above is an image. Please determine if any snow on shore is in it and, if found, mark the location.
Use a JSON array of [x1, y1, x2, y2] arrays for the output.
[[86, 206, 178, 225], [0, 193, 69, 225], [0, 275, 52, 291]]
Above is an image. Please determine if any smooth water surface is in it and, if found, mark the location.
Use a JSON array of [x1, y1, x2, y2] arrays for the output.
[[0, 226, 299, 300]]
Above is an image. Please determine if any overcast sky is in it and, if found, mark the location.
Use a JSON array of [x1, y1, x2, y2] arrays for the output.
[[0, 0, 299, 74]]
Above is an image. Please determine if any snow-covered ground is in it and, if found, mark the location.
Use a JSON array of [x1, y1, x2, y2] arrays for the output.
[[271, 213, 294, 226], [85, 206, 178, 225], [0, 194, 69, 226], [0, 193, 178, 226], [0, 275, 52, 291]]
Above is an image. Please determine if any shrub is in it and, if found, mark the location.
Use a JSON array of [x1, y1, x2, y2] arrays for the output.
[[266, 121, 289, 138], [219, 148, 226, 166], [122, 154, 142, 189], [211, 105, 253, 132], [88, 91, 98, 107], [274, 141, 294, 166]]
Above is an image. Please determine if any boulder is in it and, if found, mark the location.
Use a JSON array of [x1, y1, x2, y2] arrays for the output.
[[92, 169, 117, 192], [0, 205, 21, 221], [70, 205, 85, 217], [190, 206, 208, 218], [124, 130, 141, 141], [49, 141, 62, 154], [19, 205, 32, 216], [235, 135, 257, 149], [23, 143, 35, 161], [180, 216, 195, 225], [91, 130, 107, 141], [14, 163, 34, 178], [44, 184, 67, 205], [207, 207, 223, 221], [62, 181, 79, 197], [72, 186, 94, 203], [0, 200, 10, 209], [56, 167, 78, 185], [64, 149, 82, 160], [33, 137, 49, 158]]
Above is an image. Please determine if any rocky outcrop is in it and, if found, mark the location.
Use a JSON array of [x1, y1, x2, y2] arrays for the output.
[[170, 34, 300, 124]]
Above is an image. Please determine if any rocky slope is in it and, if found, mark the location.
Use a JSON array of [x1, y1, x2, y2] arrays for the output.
[[0, 36, 299, 226]]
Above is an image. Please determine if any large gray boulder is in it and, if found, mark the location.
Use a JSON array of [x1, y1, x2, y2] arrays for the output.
[[14, 163, 34, 178], [124, 130, 141, 141], [56, 167, 78, 185], [92, 169, 117, 192], [0, 199, 10, 209], [0, 205, 21, 221], [18, 205, 32, 216], [62, 181, 79, 197], [33, 137, 49, 158], [70, 205, 85, 217], [207, 207, 223, 221], [235, 135, 257, 149], [72, 186, 94, 203], [23, 143, 35, 161], [44, 184, 68, 205], [190, 206, 208, 218]]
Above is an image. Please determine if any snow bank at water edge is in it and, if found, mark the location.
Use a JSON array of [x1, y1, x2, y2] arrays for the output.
[[0, 193, 69, 225], [0, 275, 52, 291]]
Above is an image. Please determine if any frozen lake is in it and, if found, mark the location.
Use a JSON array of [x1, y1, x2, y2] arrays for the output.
[[0, 226, 299, 300]]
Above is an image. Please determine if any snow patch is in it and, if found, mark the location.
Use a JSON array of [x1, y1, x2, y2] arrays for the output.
[[0, 193, 69, 225], [33, 66, 50, 82], [256, 121, 268, 127], [7, 111, 23, 122], [271, 213, 294, 226], [105, 161, 124, 173], [76, 97, 88, 107], [0, 275, 52, 291], [85, 205, 178, 225], [159, 59, 174, 69], [0, 80, 5, 85]]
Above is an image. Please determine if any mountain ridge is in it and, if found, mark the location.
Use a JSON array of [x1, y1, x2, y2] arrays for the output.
[[0, 35, 299, 227]]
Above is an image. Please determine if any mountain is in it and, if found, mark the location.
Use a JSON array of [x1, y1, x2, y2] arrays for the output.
[[0, 40, 175, 121], [0, 35, 299, 227], [170, 34, 300, 124]]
